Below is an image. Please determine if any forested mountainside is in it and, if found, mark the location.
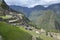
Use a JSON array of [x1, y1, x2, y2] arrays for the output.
[[29, 10, 60, 32]]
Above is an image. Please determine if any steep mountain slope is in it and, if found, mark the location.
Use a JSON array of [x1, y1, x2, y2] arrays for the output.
[[0, 0, 31, 26], [9, 5, 31, 17], [29, 10, 60, 32], [0, 0, 9, 10], [47, 3, 60, 11], [47, 3, 60, 17], [0, 0, 33, 40], [29, 3, 60, 32]]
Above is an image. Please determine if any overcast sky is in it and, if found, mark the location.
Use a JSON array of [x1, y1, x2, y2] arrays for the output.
[[4, 0, 60, 8]]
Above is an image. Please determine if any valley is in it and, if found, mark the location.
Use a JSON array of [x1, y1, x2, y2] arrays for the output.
[[0, 0, 60, 40]]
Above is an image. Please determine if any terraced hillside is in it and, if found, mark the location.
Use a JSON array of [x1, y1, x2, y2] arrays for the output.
[[0, 0, 33, 26]]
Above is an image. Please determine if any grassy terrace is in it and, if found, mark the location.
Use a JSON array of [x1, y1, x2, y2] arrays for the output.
[[0, 22, 32, 40], [0, 15, 12, 19]]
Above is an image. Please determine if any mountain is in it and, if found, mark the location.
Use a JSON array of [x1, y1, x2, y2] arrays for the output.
[[0, 0, 9, 10], [9, 5, 45, 17], [31, 5, 45, 10], [0, 0, 33, 40], [29, 3, 60, 31], [29, 10, 60, 32], [9, 3, 60, 17], [47, 3, 60, 17], [9, 5, 31, 17], [0, 0, 33, 26], [9, 2, 60, 32], [47, 3, 60, 11]]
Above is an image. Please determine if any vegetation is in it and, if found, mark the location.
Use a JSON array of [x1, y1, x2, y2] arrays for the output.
[[26, 28, 54, 40], [0, 22, 32, 40], [39, 34, 54, 40], [0, 15, 12, 19], [0, 0, 33, 27], [29, 10, 60, 32], [0, 0, 9, 9], [0, 0, 60, 40]]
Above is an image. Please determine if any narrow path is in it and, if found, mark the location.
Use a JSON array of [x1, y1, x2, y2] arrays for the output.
[[0, 35, 2, 40]]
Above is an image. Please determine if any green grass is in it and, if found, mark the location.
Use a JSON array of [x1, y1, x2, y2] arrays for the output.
[[0, 22, 55, 40], [0, 22, 32, 40], [0, 15, 12, 19]]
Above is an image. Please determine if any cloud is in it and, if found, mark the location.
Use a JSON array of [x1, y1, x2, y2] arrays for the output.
[[4, 0, 60, 8]]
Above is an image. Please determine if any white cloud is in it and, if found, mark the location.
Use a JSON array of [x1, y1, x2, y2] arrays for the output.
[[4, 0, 60, 8]]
